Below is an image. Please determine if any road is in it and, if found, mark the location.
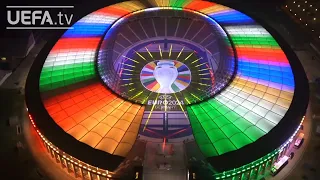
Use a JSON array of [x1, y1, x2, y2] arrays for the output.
[[0, 38, 77, 180]]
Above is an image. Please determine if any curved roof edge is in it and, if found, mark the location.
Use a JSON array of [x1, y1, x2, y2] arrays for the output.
[[25, 28, 124, 171], [206, 5, 309, 172], [24, 0, 310, 172]]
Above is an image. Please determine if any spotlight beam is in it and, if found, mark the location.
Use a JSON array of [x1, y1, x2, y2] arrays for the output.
[[143, 93, 160, 132], [159, 44, 163, 58], [121, 63, 135, 68], [121, 83, 134, 86], [184, 97, 191, 104], [122, 55, 139, 63], [197, 88, 206, 92], [183, 51, 194, 62], [119, 73, 133, 76], [128, 88, 135, 92], [191, 57, 203, 64], [198, 73, 210, 76], [191, 93, 201, 101], [176, 46, 185, 60], [130, 91, 144, 100], [173, 93, 188, 118], [145, 47, 154, 59], [195, 62, 207, 68], [135, 51, 147, 61], [191, 82, 210, 86], [121, 68, 134, 72], [198, 68, 210, 72]]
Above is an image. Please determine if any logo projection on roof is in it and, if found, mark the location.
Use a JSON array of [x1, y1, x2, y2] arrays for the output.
[[140, 60, 191, 93]]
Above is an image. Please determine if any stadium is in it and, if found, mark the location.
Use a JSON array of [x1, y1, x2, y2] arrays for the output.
[[25, 0, 309, 179]]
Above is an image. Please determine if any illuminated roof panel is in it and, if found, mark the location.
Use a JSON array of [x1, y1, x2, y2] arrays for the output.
[[36, 0, 299, 166], [187, 5, 295, 156], [39, 2, 147, 92], [43, 83, 144, 157]]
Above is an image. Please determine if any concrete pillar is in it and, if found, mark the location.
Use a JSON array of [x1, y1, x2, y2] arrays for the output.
[[70, 163, 76, 177], [240, 171, 248, 180], [79, 167, 84, 179], [59, 158, 64, 169], [66, 162, 72, 173], [249, 169, 255, 179], [55, 153, 60, 163], [63, 158, 68, 169], [272, 155, 277, 164], [45, 144, 50, 153], [50, 149, 55, 158], [88, 171, 92, 180], [240, 173, 245, 180], [257, 164, 263, 178], [259, 164, 264, 176]]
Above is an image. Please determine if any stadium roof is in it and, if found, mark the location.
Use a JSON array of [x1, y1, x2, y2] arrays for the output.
[[25, 0, 309, 172]]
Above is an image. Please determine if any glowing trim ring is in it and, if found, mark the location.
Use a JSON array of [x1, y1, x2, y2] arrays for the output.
[[214, 116, 305, 179], [33, 0, 302, 176], [97, 7, 235, 104], [27, 114, 112, 176]]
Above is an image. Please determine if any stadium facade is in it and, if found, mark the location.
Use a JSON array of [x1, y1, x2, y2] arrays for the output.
[[25, 0, 309, 179]]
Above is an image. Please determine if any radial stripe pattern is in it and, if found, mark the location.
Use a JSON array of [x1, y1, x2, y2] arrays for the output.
[[43, 83, 145, 157], [140, 60, 191, 93], [38, 0, 295, 161], [39, 1, 146, 92], [187, 1, 295, 156], [40, 1, 147, 157]]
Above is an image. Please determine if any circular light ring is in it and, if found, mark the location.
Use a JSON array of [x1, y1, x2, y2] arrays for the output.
[[31, 0, 308, 173], [96, 8, 236, 104]]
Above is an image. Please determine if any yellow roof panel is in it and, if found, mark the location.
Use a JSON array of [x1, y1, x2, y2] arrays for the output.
[[68, 125, 88, 140], [113, 143, 133, 157], [81, 132, 103, 147]]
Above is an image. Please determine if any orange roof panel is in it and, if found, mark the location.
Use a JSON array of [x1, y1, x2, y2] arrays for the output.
[[43, 82, 144, 157]]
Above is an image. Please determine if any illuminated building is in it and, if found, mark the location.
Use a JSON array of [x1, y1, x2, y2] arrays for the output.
[[25, 1, 309, 179]]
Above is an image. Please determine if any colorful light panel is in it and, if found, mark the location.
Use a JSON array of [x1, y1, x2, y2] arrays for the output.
[[39, 1, 147, 157], [186, 2, 295, 156], [39, 1, 146, 92], [43, 82, 144, 157], [140, 60, 191, 93], [38, 0, 296, 165]]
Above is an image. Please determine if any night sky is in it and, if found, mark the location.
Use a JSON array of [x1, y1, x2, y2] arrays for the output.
[[0, 0, 285, 37]]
